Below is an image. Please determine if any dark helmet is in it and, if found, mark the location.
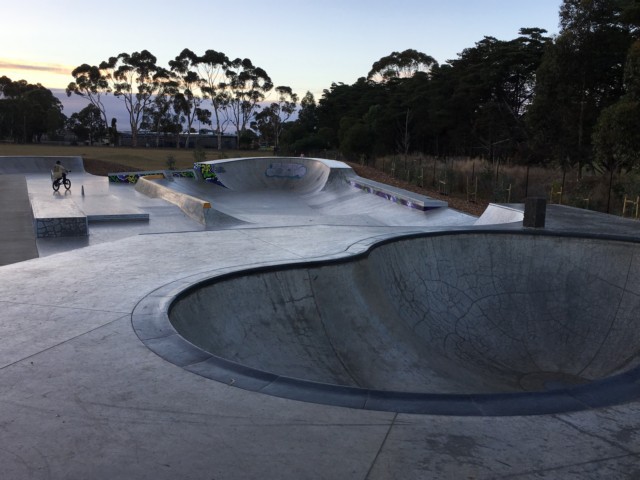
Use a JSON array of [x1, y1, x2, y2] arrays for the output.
[[56, 160, 61, 164]]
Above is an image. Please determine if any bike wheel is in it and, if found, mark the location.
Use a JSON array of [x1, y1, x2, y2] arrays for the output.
[[63, 178, 71, 190], [52, 181, 60, 192]]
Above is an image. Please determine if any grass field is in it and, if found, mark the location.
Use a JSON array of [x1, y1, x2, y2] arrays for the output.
[[0, 144, 266, 172]]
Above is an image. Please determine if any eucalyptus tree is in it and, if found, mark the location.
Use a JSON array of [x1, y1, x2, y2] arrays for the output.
[[196, 49, 231, 150], [528, 0, 633, 172], [279, 91, 331, 154], [0, 77, 65, 143], [169, 48, 210, 148], [297, 91, 318, 131], [0, 76, 16, 139], [433, 29, 551, 160], [224, 58, 273, 148], [67, 104, 107, 145], [315, 77, 392, 159], [315, 80, 377, 150], [99, 50, 171, 147], [254, 86, 298, 149], [0, 75, 10, 95], [66, 64, 111, 128], [141, 81, 182, 147], [592, 10, 640, 206], [364, 55, 433, 155], [367, 49, 437, 83], [593, 99, 640, 172], [621, 0, 640, 28]]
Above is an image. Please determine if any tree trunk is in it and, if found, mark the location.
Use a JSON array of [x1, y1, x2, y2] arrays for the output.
[[607, 169, 614, 213]]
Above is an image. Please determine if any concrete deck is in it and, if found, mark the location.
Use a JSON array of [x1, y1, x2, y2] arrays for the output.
[[1, 156, 640, 479], [0, 174, 38, 265]]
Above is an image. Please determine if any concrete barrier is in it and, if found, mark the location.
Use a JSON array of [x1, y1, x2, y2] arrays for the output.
[[30, 197, 88, 238], [108, 169, 195, 183], [135, 176, 212, 225]]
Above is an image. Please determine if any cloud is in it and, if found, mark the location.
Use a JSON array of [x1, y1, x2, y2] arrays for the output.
[[0, 60, 72, 76]]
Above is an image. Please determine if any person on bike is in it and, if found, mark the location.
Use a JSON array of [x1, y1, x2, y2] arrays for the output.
[[52, 160, 69, 184]]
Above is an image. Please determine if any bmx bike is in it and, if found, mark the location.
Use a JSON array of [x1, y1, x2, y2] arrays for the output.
[[51, 172, 71, 192]]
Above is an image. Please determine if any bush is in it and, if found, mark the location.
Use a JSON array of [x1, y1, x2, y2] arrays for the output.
[[193, 146, 206, 163]]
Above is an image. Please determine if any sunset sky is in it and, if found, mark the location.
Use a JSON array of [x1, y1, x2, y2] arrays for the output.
[[2, 0, 562, 118]]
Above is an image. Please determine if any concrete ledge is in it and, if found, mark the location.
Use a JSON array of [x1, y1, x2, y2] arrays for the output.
[[31, 198, 88, 238], [76, 195, 150, 223], [347, 177, 448, 211], [34, 217, 88, 238], [135, 176, 211, 225], [87, 213, 149, 223], [108, 170, 195, 183]]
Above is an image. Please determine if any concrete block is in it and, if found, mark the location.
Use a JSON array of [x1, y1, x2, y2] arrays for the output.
[[524, 197, 546, 228]]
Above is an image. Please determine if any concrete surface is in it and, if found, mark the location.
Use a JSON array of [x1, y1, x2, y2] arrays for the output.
[[149, 157, 474, 228], [475, 203, 525, 225], [162, 232, 640, 416], [2, 156, 640, 479], [0, 174, 38, 264]]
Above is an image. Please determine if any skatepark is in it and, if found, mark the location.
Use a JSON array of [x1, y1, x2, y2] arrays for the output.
[[2, 155, 640, 478]]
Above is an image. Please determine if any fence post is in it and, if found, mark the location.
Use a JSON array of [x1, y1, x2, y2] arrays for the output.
[[432, 158, 437, 187], [467, 176, 478, 203], [439, 174, 448, 195], [550, 185, 563, 204], [622, 195, 640, 219]]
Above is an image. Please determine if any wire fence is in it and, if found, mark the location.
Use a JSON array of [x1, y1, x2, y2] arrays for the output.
[[369, 154, 640, 219]]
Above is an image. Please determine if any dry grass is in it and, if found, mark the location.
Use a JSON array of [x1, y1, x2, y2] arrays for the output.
[[0, 144, 264, 171], [371, 154, 639, 216], [346, 161, 489, 216]]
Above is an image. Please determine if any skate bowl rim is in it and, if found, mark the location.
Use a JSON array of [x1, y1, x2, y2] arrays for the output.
[[132, 229, 640, 416]]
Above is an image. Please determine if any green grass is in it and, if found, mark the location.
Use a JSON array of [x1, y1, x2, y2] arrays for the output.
[[0, 144, 268, 171]]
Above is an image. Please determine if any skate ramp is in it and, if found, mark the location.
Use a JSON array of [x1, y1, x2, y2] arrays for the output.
[[0, 175, 38, 264], [198, 157, 348, 194], [474, 203, 524, 225], [0, 156, 85, 174], [141, 157, 475, 228], [0, 156, 150, 238], [167, 231, 640, 414]]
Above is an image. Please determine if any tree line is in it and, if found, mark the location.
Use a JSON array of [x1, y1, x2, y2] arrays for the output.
[[1, 0, 639, 181], [0, 49, 298, 150], [65, 49, 297, 149], [0, 76, 66, 143], [283, 0, 640, 177]]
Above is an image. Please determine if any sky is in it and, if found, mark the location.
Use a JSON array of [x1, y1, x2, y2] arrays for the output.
[[1, 0, 562, 123]]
